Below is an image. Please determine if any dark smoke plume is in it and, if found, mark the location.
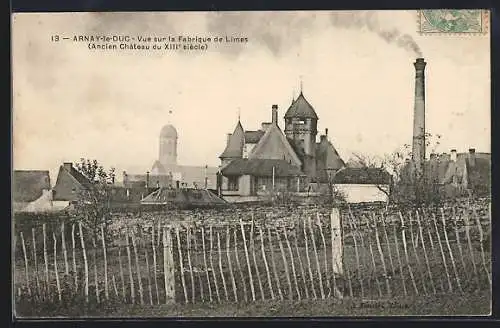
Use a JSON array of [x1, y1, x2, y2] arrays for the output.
[[329, 11, 423, 57]]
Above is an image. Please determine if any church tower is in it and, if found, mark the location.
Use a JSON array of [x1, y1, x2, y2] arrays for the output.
[[159, 124, 178, 167], [284, 91, 319, 178]]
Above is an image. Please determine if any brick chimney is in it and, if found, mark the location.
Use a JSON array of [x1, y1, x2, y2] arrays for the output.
[[272, 105, 278, 125], [63, 162, 73, 171], [325, 128, 329, 136], [450, 149, 457, 162], [412, 58, 427, 187], [468, 148, 476, 167], [226, 133, 232, 145]]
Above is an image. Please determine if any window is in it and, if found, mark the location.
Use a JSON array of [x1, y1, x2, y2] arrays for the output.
[[228, 176, 239, 191]]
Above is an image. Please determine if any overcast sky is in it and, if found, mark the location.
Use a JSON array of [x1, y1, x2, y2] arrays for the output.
[[12, 11, 490, 183]]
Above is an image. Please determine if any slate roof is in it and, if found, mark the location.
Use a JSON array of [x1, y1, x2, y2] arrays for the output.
[[13, 170, 51, 203], [221, 158, 303, 177], [316, 138, 345, 170], [284, 92, 319, 119], [220, 121, 245, 158], [332, 168, 392, 185], [244, 130, 265, 144]]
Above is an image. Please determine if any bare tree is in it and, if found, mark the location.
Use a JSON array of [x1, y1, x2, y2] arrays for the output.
[[72, 158, 116, 241]]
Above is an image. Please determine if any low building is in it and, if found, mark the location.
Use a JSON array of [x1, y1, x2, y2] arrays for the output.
[[12, 170, 52, 212], [332, 167, 392, 203]]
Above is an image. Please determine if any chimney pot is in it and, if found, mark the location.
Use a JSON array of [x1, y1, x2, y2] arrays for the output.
[[325, 128, 329, 136], [468, 148, 476, 167], [63, 162, 73, 171], [450, 149, 457, 162], [227, 133, 232, 144]]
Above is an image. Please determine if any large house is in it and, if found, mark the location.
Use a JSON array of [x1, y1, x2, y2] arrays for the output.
[[217, 91, 385, 201]]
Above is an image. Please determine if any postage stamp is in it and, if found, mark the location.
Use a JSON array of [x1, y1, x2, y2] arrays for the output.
[[418, 9, 489, 35]]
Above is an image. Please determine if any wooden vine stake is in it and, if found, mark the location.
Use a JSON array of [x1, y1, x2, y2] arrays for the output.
[[92, 238, 100, 304], [373, 213, 391, 297], [380, 214, 396, 276], [201, 227, 213, 303], [440, 208, 463, 293], [463, 211, 480, 288], [451, 207, 468, 281], [240, 219, 256, 301], [175, 226, 188, 304], [303, 219, 317, 299], [163, 227, 176, 304], [186, 227, 196, 303], [131, 231, 144, 305], [408, 212, 427, 295], [284, 227, 301, 300], [293, 221, 308, 299], [61, 223, 69, 276], [125, 227, 135, 304], [42, 224, 49, 290], [277, 230, 293, 300], [347, 212, 363, 298], [209, 226, 221, 303], [308, 217, 325, 299], [234, 229, 248, 302], [217, 231, 229, 302], [366, 218, 382, 298], [71, 224, 77, 292], [20, 232, 31, 297], [151, 225, 160, 304], [316, 213, 331, 297], [392, 215, 407, 296], [259, 227, 274, 300], [193, 230, 205, 302], [415, 210, 436, 294], [250, 219, 265, 300], [472, 207, 491, 286], [118, 247, 126, 301], [78, 222, 89, 303], [431, 213, 453, 292], [268, 227, 283, 301], [226, 227, 238, 302], [144, 244, 153, 305], [112, 274, 119, 298], [100, 225, 109, 301], [32, 228, 40, 296], [399, 212, 419, 295], [53, 232, 62, 302], [331, 208, 343, 299], [424, 209, 445, 292]]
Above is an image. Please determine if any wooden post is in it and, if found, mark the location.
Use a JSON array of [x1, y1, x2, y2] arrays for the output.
[[217, 231, 229, 302], [201, 227, 213, 303], [92, 238, 100, 304], [125, 227, 135, 304], [32, 228, 40, 296], [284, 228, 301, 300], [234, 229, 248, 302], [118, 247, 126, 301], [424, 210, 445, 292], [144, 244, 153, 305], [392, 216, 407, 296], [451, 207, 468, 281], [415, 210, 436, 294], [209, 226, 221, 303], [268, 227, 283, 301], [440, 208, 463, 293], [380, 214, 396, 276], [42, 224, 49, 290], [250, 219, 265, 300], [303, 219, 317, 299], [463, 211, 480, 288], [187, 227, 196, 303], [347, 213, 364, 298], [277, 230, 293, 300], [293, 224, 308, 299], [399, 212, 419, 295], [131, 231, 144, 305], [340, 214, 353, 298], [163, 227, 176, 304], [366, 221, 382, 298], [100, 225, 109, 301], [407, 212, 426, 295], [61, 223, 69, 276], [259, 227, 274, 300], [112, 274, 119, 298], [373, 213, 391, 297], [432, 213, 453, 292], [78, 222, 89, 303], [71, 224, 77, 292], [53, 232, 62, 302], [193, 230, 205, 302], [472, 207, 491, 286], [240, 219, 255, 302], [308, 217, 325, 299], [316, 213, 331, 297], [330, 208, 343, 298], [175, 227, 188, 304], [151, 225, 160, 304], [226, 227, 238, 302], [20, 232, 31, 297]]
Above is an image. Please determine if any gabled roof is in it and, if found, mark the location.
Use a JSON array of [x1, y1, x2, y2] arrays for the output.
[[244, 130, 265, 144], [13, 170, 51, 202], [248, 123, 302, 166], [220, 121, 245, 159], [316, 138, 345, 170], [221, 158, 303, 177], [333, 168, 392, 185], [284, 92, 319, 119]]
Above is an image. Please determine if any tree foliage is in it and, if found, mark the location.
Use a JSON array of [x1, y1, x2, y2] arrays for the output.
[[72, 158, 116, 241]]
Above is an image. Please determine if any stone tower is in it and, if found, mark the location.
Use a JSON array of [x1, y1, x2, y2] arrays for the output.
[[284, 92, 318, 178], [159, 124, 178, 167]]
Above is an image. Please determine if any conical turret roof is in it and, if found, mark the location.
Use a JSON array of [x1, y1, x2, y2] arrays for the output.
[[219, 120, 245, 159], [284, 92, 318, 119]]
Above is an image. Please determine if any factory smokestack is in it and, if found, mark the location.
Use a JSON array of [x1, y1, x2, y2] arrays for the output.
[[412, 58, 426, 200]]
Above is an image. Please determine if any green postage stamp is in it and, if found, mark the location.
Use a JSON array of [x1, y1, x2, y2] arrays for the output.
[[418, 9, 489, 34]]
